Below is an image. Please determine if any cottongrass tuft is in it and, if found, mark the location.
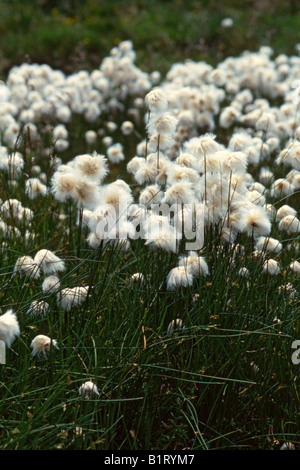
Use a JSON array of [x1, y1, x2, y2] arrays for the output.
[[263, 259, 280, 275], [254, 236, 282, 254], [166, 266, 194, 291], [14, 256, 40, 279], [57, 286, 89, 312], [238, 267, 250, 278], [178, 252, 209, 277], [280, 442, 296, 451], [51, 171, 79, 203], [30, 335, 59, 358], [278, 215, 300, 234], [167, 318, 184, 334], [129, 273, 145, 284], [25, 178, 48, 200], [238, 205, 271, 237], [145, 227, 178, 254], [276, 205, 297, 221], [27, 300, 50, 318], [0, 310, 20, 348], [74, 152, 108, 183], [42, 275, 61, 294], [289, 260, 300, 276], [145, 88, 168, 113], [78, 381, 100, 400], [34, 250, 65, 275]]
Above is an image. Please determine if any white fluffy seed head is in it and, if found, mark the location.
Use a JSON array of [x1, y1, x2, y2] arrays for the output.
[[14, 256, 40, 279], [263, 259, 280, 275], [107, 143, 125, 164], [145, 226, 178, 254], [237, 205, 271, 238], [74, 152, 108, 183], [255, 237, 282, 254], [276, 205, 297, 221], [73, 179, 101, 209], [34, 250, 65, 275], [178, 252, 209, 277], [25, 178, 48, 199], [278, 215, 300, 234], [147, 112, 178, 137], [121, 120, 134, 135], [30, 335, 59, 357], [238, 267, 250, 278], [139, 185, 163, 206], [85, 130, 97, 145], [57, 286, 89, 312], [289, 260, 300, 276], [27, 300, 50, 318], [167, 318, 184, 334], [78, 381, 100, 399], [0, 310, 20, 348], [166, 266, 194, 291], [145, 88, 168, 113], [129, 273, 145, 283], [162, 182, 194, 205], [42, 275, 61, 294], [51, 171, 79, 202]]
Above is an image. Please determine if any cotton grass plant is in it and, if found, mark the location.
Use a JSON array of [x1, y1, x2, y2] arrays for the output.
[[0, 40, 299, 450]]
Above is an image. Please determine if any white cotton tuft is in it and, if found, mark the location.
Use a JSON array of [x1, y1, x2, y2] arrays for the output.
[[27, 300, 50, 318], [57, 286, 89, 312], [255, 237, 282, 254], [145, 88, 168, 113], [145, 226, 178, 254], [237, 205, 271, 237], [34, 250, 65, 275], [0, 310, 20, 348], [263, 259, 280, 275], [167, 318, 184, 334], [25, 178, 48, 199], [42, 275, 61, 294], [166, 266, 194, 291], [14, 256, 40, 279], [178, 252, 209, 277], [74, 152, 108, 183], [85, 130, 97, 145], [121, 120, 134, 135], [107, 143, 125, 164], [289, 260, 300, 276], [276, 205, 297, 221], [31, 335, 59, 358], [78, 380, 100, 399], [278, 215, 300, 234]]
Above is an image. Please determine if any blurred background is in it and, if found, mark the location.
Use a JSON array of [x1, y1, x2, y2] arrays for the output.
[[0, 0, 299, 79]]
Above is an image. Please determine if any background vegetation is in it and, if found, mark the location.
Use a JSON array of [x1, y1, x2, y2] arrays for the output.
[[0, 0, 300, 79]]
